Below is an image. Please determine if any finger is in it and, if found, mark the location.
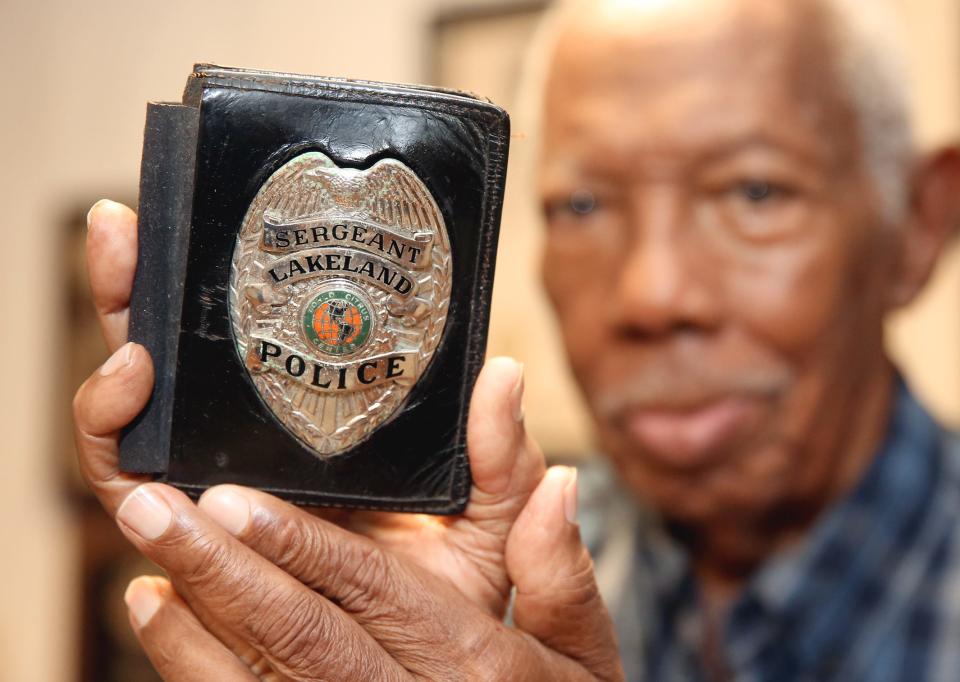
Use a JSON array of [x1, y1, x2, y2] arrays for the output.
[[72, 342, 154, 515], [86, 199, 138, 352], [197, 485, 428, 624], [198, 484, 501, 676], [125, 576, 260, 682], [199, 484, 406, 618], [305, 506, 417, 534], [506, 467, 624, 681], [114, 483, 407, 682]]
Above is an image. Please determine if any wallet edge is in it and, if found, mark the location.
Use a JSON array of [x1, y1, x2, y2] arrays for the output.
[[119, 102, 200, 473]]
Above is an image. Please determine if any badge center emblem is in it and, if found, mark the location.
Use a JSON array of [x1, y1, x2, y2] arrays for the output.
[[302, 286, 373, 356]]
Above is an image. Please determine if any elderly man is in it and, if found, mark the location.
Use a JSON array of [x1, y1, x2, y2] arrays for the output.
[[74, 0, 960, 679]]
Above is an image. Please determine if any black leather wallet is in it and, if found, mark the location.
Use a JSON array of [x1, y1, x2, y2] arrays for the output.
[[120, 64, 509, 514]]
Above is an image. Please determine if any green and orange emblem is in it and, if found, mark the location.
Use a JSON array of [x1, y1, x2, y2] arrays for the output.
[[302, 289, 373, 356]]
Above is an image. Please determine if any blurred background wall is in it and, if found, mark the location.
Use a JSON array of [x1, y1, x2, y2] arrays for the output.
[[0, 1, 955, 680]]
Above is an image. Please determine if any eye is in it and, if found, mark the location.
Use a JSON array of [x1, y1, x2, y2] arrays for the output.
[[543, 189, 600, 222], [735, 180, 794, 205], [570, 189, 596, 214], [712, 177, 805, 242]]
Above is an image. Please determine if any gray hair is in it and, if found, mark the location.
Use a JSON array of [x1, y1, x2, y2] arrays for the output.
[[824, 0, 914, 223], [526, 0, 915, 224]]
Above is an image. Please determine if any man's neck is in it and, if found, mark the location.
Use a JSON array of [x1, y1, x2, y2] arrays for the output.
[[678, 364, 898, 611]]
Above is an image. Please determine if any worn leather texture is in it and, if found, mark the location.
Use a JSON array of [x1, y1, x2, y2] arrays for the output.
[[120, 64, 510, 514]]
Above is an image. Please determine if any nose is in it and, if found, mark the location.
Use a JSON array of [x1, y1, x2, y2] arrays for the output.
[[611, 194, 721, 338]]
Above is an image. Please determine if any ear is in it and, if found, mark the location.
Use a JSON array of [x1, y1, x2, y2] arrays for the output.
[[889, 146, 960, 309]]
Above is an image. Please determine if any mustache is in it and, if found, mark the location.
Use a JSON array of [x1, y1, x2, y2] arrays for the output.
[[591, 364, 792, 418]]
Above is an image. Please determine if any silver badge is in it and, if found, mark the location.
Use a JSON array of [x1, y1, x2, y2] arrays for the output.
[[229, 151, 451, 457]]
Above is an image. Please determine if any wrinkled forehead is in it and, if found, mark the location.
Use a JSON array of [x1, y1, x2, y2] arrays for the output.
[[542, 0, 858, 175]]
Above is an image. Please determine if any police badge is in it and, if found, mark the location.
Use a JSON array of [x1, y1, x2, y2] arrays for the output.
[[233, 152, 452, 456], [120, 65, 509, 513]]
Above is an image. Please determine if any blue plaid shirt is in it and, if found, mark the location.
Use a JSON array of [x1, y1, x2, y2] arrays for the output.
[[580, 382, 960, 681]]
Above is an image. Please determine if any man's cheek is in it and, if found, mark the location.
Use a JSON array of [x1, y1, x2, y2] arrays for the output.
[[556, 293, 612, 369], [728, 250, 852, 357]]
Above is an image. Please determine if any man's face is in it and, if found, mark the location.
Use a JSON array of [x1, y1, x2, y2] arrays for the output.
[[539, 1, 900, 523]]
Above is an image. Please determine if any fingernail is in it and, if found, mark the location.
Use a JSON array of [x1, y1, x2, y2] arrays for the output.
[[100, 342, 134, 376], [563, 467, 578, 525], [510, 363, 525, 423], [116, 485, 173, 540], [199, 486, 251, 536], [124, 577, 163, 628], [86, 198, 113, 229]]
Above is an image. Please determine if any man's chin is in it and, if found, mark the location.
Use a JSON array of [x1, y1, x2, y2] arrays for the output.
[[614, 462, 756, 525], [618, 395, 762, 470], [608, 436, 797, 527]]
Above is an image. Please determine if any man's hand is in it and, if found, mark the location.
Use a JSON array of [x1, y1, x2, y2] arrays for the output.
[[116, 470, 622, 680], [73, 200, 624, 679], [76, 199, 546, 617]]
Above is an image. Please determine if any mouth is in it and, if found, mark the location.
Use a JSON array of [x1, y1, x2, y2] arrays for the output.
[[619, 395, 762, 469]]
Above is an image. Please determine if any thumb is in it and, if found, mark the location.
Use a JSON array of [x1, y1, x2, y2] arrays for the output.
[[506, 466, 624, 681], [463, 356, 546, 534]]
